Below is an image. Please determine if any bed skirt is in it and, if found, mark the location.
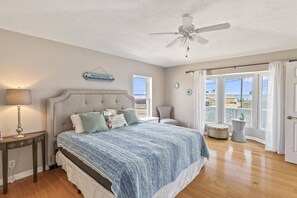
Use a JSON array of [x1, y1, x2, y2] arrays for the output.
[[56, 151, 207, 198]]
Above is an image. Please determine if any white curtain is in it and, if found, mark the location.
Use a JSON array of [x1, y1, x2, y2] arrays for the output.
[[194, 70, 207, 135], [265, 61, 287, 154]]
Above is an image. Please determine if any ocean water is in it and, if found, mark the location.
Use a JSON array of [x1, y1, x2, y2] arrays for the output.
[[134, 94, 146, 99]]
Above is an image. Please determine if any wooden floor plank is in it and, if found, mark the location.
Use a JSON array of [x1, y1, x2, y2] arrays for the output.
[[1, 136, 297, 198]]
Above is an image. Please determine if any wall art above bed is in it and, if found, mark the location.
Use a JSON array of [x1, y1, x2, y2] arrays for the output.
[[83, 66, 115, 81]]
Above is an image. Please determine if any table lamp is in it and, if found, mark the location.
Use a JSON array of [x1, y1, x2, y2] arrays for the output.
[[5, 88, 32, 138]]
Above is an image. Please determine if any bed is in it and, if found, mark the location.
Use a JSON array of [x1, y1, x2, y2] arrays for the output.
[[47, 89, 209, 198]]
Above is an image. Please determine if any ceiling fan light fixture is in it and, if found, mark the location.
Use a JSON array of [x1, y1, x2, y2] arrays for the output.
[[148, 14, 231, 57]]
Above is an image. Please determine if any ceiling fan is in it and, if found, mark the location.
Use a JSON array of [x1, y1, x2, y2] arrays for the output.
[[148, 14, 231, 57]]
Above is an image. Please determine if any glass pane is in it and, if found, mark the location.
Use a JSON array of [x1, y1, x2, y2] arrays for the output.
[[133, 77, 148, 117], [206, 79, 217, 123], [261, 75, 268, 129], [224, 77, 253, 126]]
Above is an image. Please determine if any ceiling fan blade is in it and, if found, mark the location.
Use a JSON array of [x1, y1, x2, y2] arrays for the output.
[[182, 14, 193, 28], [166, 36, 183, 48], [194, 35, 209, 45], [195, 23, 231, 33], [181, 37, 186, 44], [148, 32, 179, 35]]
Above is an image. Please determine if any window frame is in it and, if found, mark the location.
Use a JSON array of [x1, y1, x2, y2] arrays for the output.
[[258, 73, 269, 130], [207, 72, 267, 131], [223, 74, 254, 127], [205, 77, 219, 123], [132, 75, 152, 117]]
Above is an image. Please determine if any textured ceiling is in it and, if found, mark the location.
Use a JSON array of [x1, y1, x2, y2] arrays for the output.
[[0, 0, 297, 67]]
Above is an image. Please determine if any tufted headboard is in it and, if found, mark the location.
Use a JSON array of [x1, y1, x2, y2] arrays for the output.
[[47, 89, 135, 166]]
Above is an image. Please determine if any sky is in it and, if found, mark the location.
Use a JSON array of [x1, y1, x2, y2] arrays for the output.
[[206, 76, 268, 96], [133, 77, 146, 95]]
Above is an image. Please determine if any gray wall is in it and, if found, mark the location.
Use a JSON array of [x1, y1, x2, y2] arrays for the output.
[[1, 26, 297, 180], [0, 29, 165, 178]]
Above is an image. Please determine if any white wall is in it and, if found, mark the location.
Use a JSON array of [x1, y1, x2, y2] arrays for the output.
[[0, 29, 165, 177], [165, 49, 297, 128]]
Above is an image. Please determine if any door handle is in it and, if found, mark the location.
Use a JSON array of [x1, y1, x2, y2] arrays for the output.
[[287, 116, 297, 120]]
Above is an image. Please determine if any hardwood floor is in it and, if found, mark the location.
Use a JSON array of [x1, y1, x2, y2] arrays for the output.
[[1, 137, 297, 198], [177, 137, 297, 198]]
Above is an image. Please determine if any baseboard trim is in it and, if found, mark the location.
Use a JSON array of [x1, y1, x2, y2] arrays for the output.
[[0, 166, 49, 186], [49, 164, 58, 170], [246, 135, 265, 144]]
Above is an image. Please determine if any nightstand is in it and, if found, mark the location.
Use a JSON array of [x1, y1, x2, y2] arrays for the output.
[[140, 116, 159, 123], [0, 131, 46, 194]]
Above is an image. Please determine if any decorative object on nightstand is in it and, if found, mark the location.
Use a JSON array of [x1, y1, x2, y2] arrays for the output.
[[207, 123, 229, 140], [157, 106, 179, 126], [5, 88, 32, 138], [231, 119, 247, 143], [140, 116, 159, 123], [0, 131, 46, 194]]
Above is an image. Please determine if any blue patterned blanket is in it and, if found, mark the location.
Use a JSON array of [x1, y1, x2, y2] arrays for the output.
[[57, 122, 209, 198]]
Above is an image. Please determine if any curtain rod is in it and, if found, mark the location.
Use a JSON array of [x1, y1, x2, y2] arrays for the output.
[[185, 59, 297, 74]]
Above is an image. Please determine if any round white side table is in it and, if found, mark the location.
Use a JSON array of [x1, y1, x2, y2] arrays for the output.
[[231, 119, 246, 143]]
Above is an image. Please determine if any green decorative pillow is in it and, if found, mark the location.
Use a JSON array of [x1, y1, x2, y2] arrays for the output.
[[79, 112, 109, 133], [117, 109, 139, 125]]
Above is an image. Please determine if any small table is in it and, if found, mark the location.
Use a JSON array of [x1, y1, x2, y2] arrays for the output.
[[231, 119, 247, 143], [0, 131, 46, 194], [140, 116, 159, 123]]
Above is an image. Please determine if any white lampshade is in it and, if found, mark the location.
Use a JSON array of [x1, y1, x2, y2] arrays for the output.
[[5, 89, 32, 105]]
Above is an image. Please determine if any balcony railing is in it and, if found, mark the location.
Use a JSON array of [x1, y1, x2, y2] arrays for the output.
[[206, 106, 267, 128], [206, 106, 266, 127], [134, 98, 149, 117]]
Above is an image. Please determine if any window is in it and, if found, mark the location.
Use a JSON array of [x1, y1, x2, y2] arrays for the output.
[[206, 72, 268, 142], [224, 77, 253, 127], [133, 75, 152, 117], [259, 75, 268, 129], [205, 79, 218, 123]]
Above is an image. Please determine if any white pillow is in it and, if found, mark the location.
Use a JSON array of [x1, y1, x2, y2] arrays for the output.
[[110, 114, 128, 129], [103, 109, 118, 117], [70, 114, 85, 133]]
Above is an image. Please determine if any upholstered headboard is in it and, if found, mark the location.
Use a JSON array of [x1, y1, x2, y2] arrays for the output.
[[47, 89, 135, 166]]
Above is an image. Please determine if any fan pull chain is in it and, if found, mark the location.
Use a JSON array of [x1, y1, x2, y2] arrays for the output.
[[185, 39, 190, 58]]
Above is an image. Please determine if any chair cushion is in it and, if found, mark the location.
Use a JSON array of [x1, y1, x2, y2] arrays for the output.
[[160, 118, 179, 126], [157, 106, 172, 119]]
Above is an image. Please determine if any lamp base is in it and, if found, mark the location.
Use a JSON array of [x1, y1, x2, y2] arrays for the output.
[[14, 134, 25, 138]]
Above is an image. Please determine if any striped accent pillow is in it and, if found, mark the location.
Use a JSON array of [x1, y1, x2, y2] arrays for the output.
[[110, 114, 128, 129]]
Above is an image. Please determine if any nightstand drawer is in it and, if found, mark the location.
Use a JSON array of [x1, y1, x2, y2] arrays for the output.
[[35, 135, 44, 142], [7, 139, 33, 149]]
